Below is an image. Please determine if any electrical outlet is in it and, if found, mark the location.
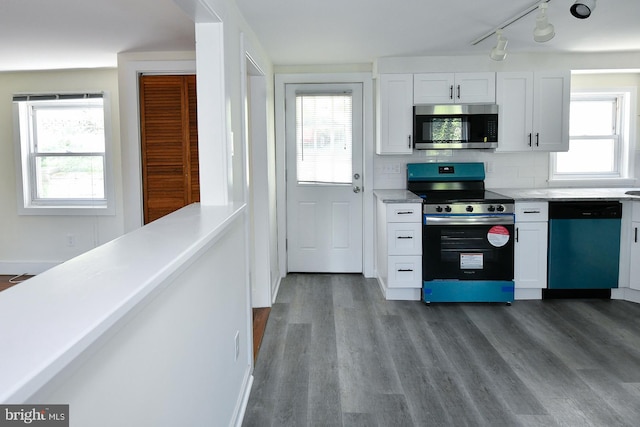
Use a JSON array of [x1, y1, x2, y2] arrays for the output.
[[382, 164, 402, 174], [234, 331, 240, 361]]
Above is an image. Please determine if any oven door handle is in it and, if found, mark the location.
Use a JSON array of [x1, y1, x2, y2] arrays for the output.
[[424, 215, 514, 226]]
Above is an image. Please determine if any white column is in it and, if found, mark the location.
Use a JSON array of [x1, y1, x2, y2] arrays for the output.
[[195, 22, 231, 206]]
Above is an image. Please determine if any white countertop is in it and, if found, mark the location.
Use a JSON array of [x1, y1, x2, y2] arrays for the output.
[[375, 187, 640, 203], [374, 190, 423, 203], [492, 187, 640, 201], [0, 202, 245, 402]]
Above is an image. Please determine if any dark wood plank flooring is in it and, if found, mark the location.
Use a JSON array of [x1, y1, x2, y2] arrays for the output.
[[243, 273, 640, 427]]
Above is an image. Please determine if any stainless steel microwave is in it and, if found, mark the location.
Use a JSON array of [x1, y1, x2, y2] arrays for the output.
[[413, 104, 498, 149]]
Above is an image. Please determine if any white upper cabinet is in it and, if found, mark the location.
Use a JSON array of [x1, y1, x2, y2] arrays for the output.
[[413, 72, 496, 104], [376, 73, 414, 155], [496, 71, 570, 152]]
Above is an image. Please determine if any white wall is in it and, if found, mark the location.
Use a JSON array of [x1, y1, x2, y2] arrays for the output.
[[185, 0, 279, 303], [30, 211, 251, 427], [0, 69, 125, 274]]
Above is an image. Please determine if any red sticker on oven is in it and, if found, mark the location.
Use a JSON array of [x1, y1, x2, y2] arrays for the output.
[[487, 225, 510, 247]]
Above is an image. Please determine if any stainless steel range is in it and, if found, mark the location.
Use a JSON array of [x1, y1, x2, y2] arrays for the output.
[[407, 162, 515, 303]]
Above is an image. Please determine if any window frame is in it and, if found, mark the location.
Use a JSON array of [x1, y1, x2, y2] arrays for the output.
[[13, 92, 116, 216], [549, 88, 636, 185]]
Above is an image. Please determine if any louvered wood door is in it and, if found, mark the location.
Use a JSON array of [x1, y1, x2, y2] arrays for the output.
[[140, 75, 199, 224]]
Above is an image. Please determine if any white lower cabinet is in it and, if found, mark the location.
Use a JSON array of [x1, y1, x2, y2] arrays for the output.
[[387, 256, 422, 288], [375, 196, 422, 300], [629, 203, 640, 291], [514, 202, 548, 299]]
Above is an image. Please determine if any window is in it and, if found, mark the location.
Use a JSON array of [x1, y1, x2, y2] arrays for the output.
[[550, 90, 633, 182], [13, 93, 114, 215], [295, 92, 353, 184]]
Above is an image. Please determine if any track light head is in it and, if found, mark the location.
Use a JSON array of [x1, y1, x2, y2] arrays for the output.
[[570, 0, 596, 19], [534, 2, 555, 42], [490, 30, 508, 61]]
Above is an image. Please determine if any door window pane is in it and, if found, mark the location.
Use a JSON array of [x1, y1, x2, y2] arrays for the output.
[[296, 93, 352, 184]]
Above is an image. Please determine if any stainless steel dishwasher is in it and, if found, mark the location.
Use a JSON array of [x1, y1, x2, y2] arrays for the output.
[[545, 201, 622, 298]]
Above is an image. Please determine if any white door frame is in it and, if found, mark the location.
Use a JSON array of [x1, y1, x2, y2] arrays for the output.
[[275, 73, 374, 279], [117, 53, 197, 232]]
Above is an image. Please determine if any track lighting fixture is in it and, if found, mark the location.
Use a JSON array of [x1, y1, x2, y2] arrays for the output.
[[533, 2, 555, 42], [490, 30, 508, 61], [570, 0, 596, 19]]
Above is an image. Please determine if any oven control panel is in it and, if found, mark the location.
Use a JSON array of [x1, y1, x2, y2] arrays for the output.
[[424, 203, 515, 215]]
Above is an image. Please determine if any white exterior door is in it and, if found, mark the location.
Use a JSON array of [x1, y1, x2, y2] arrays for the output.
[[285, 83, 364, 272]]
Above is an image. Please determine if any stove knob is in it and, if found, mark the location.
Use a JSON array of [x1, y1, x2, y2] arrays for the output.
[[444, 206, 452, 213], [497, 205, 505, 212], [466, 205, 474, 212], [435, 206, 443, 213], [488, 205, 496, 212]]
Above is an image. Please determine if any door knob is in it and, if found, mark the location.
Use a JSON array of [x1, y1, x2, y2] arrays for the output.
[[353, 186, 361, 193]]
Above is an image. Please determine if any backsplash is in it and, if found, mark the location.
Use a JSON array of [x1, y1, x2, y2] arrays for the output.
[[373, 149, 638, 190]]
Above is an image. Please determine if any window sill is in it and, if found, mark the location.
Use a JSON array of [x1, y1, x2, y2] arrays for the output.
[[18, 204, 115, 216]]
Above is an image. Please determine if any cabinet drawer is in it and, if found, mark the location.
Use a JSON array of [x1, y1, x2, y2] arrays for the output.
[[515, 202, 548, 222], [387, 256, 422, 288], [387, 222, 422, 255], [386, 203, 422, 222]]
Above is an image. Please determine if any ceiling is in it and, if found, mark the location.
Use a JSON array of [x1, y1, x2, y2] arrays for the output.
[[0, 0, 195, 72], [1, 0, 639, 72]]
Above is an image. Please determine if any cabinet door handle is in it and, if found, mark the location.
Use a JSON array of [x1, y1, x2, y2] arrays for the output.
[[449, 85, 454, 100], [635, 227, 638, 243], [397, 236, 413, 239], [528, 133, 532, 147], [536, 133, 540, 147], [523, 210, 541, 214], [457, 85, 461, 99], [408, 135, 412, 148], [396, 211, 414, 215], [515, 227, 519, 242], [398, 269, 414, 272]]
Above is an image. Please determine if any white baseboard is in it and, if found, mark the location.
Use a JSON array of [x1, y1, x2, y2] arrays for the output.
[[384, 287, 421, 301], [515, 288, 543, 300], [234, 372, 254, 427], [376, 277, 421, 301], [0, 261, 60, 275], [271, 275, 282, 305], [612, 287, 640, 304]]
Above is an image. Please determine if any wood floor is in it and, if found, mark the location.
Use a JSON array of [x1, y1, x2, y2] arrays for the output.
[[242, 273, 640, 427], [253, 307, 271, 362], [0, 274, 32, 292]]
